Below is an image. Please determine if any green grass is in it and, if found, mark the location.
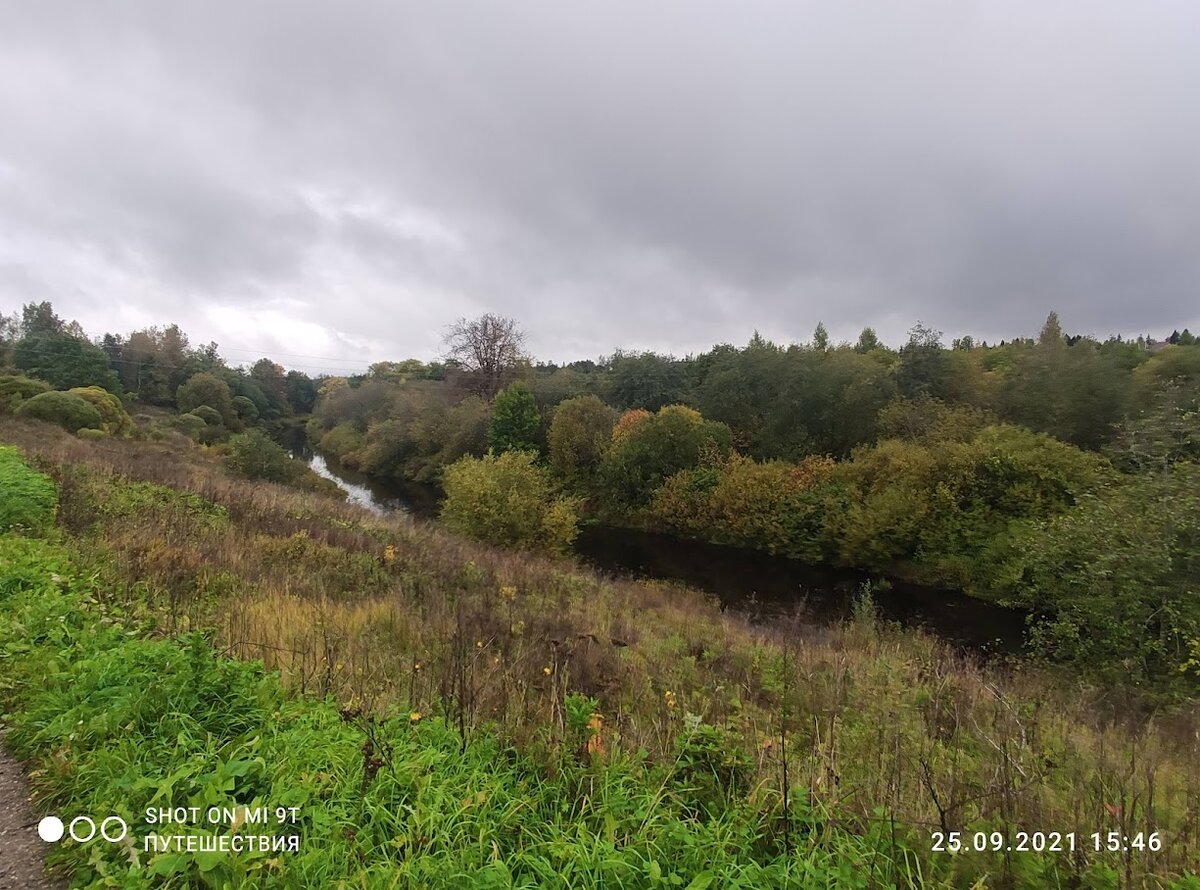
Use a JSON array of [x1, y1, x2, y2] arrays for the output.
[[0, 444, 57, 533], [0, 534, 933, 888]]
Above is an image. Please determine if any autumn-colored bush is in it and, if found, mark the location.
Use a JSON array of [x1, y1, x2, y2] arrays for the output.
[[548, 394, 615, 489], [610, 408, 650, 443], [441, 450, 580, 553], [15, 390, 102, 433], [600, 405, 733, 509], [68, 385, 133, 436], [649, 454, 835, 560]]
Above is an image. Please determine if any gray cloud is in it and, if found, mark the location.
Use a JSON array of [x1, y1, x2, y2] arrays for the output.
[[1, 1, 1197, 372]]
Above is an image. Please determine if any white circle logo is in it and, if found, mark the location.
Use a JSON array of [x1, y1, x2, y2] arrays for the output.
[[100, 816, 128, 843], [68, 816, 96, 843], [37, 816, 64, 843]]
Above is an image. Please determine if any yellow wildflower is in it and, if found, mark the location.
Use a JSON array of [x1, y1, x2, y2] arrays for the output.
[[409, 712, 422, 723]]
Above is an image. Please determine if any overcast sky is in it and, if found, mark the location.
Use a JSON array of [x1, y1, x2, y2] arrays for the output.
[[1, 2, 1197, 374]]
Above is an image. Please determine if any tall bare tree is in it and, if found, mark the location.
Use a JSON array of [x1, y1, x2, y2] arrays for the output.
[[442, 314, 527, 399]]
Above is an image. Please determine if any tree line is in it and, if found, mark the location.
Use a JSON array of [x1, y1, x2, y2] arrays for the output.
[[308, 312, 1199, 697], [3, 303, 1198, 695]]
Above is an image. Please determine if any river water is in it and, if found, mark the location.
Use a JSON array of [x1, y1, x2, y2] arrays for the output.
[[301, 449, 1027, 654]]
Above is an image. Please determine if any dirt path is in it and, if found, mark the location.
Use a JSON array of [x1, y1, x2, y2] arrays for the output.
[[0, 744, 63, 889]]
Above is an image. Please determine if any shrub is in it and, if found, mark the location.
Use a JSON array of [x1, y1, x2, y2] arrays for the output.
[[232, 394, 259, 423], [224, 429, 295, 483], [15, 390, 102, 433], [190, 404, 224, 426], [176, 372, 237, 427], [318, 422, 367, 467], [600, 405, 733, 509], [548, 395, 615, 490], [441, 450, 580, 552], [168, 412, 207, 439], [68, 385, 133, 436], [997, 463, 1200, 695], [0, 446, 57, 533], [0, 375, 51, 413], [649, 454, 835, 560], [669, 721, 754, 820], [76, 428, 107, 441], [488, 381, 540, 454]]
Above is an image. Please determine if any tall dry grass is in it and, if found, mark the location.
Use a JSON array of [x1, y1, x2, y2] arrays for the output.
[[3, 415, 1199, 883]]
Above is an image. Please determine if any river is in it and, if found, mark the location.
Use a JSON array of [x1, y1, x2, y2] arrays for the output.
[[300, 448, 1027, 654]]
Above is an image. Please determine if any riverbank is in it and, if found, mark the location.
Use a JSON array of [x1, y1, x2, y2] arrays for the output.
[[301, 442, 1029, 652], [2, 416, 1199, 885]]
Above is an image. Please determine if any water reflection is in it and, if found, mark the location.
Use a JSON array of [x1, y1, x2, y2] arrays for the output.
[[303, 451, 442, 519]]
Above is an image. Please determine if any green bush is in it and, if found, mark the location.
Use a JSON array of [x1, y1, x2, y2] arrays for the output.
[[0, 374, 51, 413], [224, 429, 295, 483], [997, 463, 1200, 695], [441, 450, 580, 553], [316, 421, 367, 467], [489, 381, 540, 453], [232, 394, 260, 423], [190, 404, 224, 426], [76, 427, 107, 441], [176, 372, 237, 427], [0, 445, 57, 533], [670, 721, 755, 820], [167, 412, 208, 439], [68, 385, 133, 435], [649, 454, 835, 560], [548, 394, 615, 489], [600, 405, 734, 509], [15, 390, 103, 433]]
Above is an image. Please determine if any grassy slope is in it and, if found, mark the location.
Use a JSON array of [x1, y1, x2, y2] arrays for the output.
[[0, 420, 1198, 887]]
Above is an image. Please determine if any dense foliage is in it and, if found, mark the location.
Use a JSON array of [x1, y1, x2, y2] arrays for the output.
[[16, 390, 103, 433], [67, 385, 133, 436], [295, 313, 1200, 694], [0, 374, 51, 413], [4, 300, 1199, 693], [441, 450, 580, 553], [488, 381, 540, 453]]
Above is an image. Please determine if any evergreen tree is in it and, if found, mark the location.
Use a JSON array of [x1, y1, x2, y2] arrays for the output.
[[489, 381, 541, 454]]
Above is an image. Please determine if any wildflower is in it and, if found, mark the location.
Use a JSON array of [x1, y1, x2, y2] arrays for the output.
[[413, 662, 422, 672], [499, 585, 518, 603], [543, 665, 552, 676], [663, 690, 677, 710], [383, 544, 397, 565], [586, 713, 605, 756], [476, 640, 483, 648], [409, 711, 422, 723]]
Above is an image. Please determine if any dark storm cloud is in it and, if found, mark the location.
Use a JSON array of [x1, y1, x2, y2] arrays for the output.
[[1, 1, 1197, 370]]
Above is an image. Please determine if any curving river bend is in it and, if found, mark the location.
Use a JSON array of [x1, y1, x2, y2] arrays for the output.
[[300, 448, 1027, 655]]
